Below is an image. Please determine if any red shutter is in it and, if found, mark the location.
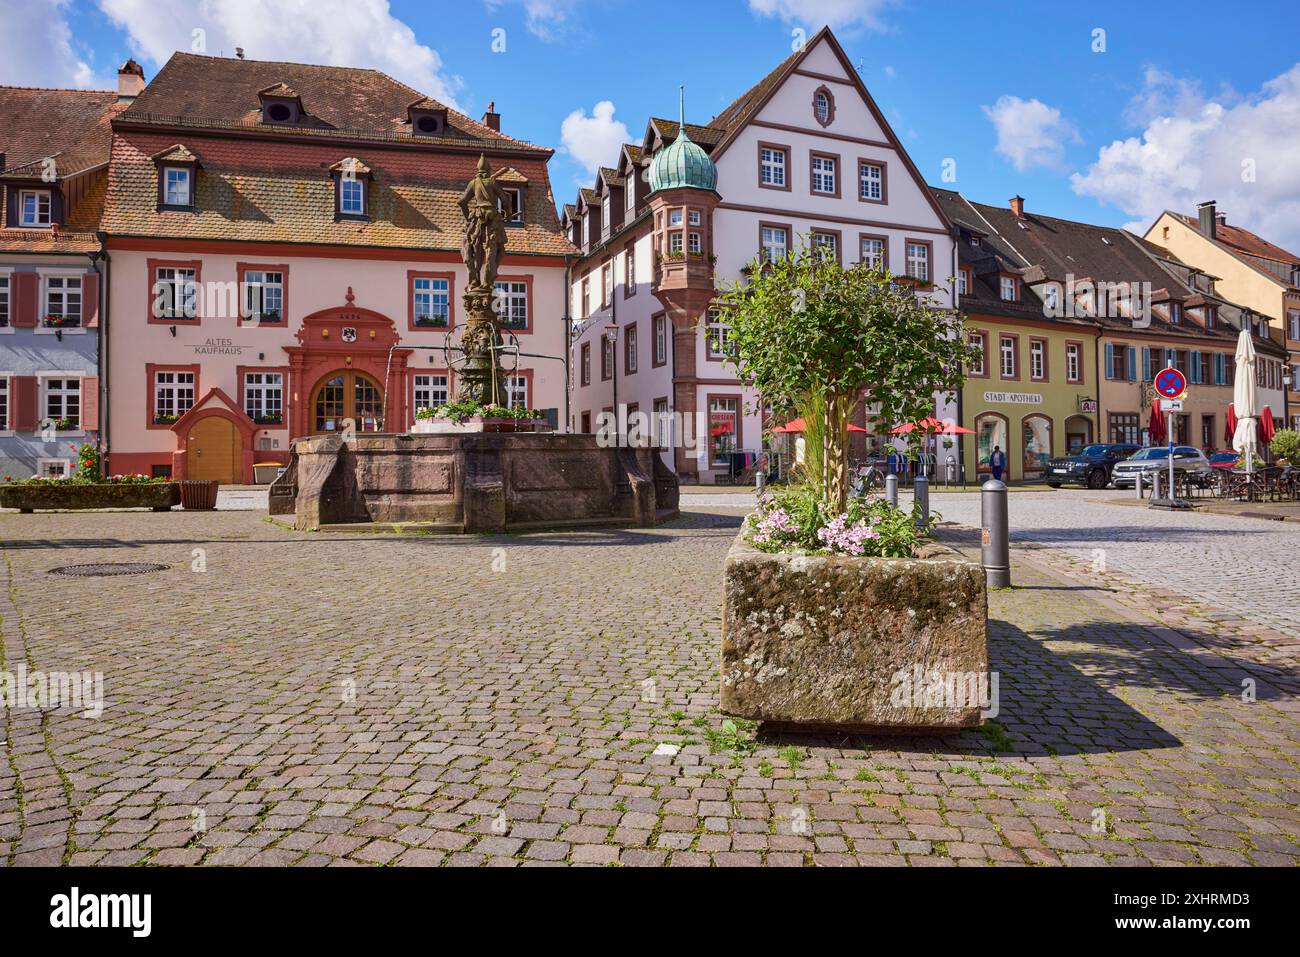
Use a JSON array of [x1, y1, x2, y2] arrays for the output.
[[12, 273, 39, 328], [12, 376, 39, 431], [81, 376, 99, 431], [81, 271, 99, 327]]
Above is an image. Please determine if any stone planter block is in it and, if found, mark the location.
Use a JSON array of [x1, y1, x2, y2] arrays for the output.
[[0, 482, 180, 513], [721, 527, 988, 730]]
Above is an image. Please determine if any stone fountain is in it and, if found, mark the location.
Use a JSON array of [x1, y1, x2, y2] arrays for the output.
[[269, 157, 679, 533]]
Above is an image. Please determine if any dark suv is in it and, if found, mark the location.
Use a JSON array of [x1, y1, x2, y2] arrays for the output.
[[1045, 443, 1141, 489]]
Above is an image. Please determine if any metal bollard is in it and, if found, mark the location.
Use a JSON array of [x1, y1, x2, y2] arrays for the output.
[[1135, 470, 1143, 499], [756, 469, 765, 494], [981, 478, 1011, 588], [885, 472, 898, 509], [914, 474, 929, 528]]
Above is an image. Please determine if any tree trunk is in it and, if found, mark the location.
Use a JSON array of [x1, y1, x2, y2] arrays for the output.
[[822, 391, 850, 513]]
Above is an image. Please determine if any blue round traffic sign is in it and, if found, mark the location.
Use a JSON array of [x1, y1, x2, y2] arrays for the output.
[[1155, 367, 1187, 399]]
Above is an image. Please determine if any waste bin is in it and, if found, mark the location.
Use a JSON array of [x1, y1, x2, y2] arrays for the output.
[[179, 480, 219, 510], [253, 462, 283, 485]]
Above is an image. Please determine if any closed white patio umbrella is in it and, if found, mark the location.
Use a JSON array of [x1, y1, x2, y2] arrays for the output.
[[1231, 328, 1259, 475]]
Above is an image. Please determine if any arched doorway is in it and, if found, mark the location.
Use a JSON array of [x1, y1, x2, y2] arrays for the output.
[[311, 370, 384, 433], [1022, 413, 1052, 477], [1064, 414, 1093, 453]]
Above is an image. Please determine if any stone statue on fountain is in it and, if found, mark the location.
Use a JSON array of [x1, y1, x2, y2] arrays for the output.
[[456, 155, 511, 406]]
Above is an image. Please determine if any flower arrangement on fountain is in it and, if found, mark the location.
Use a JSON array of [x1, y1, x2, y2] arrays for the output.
[[747, 483, 930, 557], [415, 400, 545, 423]]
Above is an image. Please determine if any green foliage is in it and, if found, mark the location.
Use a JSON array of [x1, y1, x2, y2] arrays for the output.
[[73, 443, 100, 482], [1270, 428, 1300, 464], [415, 401, 544, 423], [5, 473, 166, 486], [718, 246, 978, 509], [746, 483, 930, 558], [702, 718, 757, 757]]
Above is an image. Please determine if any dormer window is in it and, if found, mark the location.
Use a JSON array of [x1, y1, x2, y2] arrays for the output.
[[257, 84, 303, 125], [1042, 283, 1060, 311], [330, 157, 371, 221], [1000, 276, 1018, 302], [407, 99, 448, 136], [500, 187, 523, 225], [1205, 307, 1216, 330], [151, 145, 200, 211], [164, 168, 191, 207], [1169, 302, 1181, 324], [19, 189, 52, 227]]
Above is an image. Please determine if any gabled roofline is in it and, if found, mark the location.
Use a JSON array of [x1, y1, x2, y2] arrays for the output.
[[1148, 210, 1297, 292]]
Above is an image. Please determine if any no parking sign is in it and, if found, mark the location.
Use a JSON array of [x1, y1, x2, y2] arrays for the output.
[[1155, 367, 1187, 400]]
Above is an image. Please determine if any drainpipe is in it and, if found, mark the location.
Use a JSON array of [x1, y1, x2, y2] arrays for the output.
[[951, 230, 963, 477], [1093, 325, 1103, 442], [562, 255, 573, 431], [93, 231, 110, 478]]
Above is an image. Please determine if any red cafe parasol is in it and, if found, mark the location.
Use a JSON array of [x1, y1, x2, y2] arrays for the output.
[[890, 416, 946, 434], [1225, 404, 1237, 446], [1259, 406, 1276, 446], [1149, 399, 1166, 445], [771, 418, 867, 434]]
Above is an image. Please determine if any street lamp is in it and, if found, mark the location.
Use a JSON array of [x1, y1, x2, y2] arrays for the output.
[[605, 323, 620, 448]]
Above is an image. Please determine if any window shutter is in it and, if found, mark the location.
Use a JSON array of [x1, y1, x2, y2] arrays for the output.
[[1104, 343, 1114, 379], [12, 375, 39, 431], [1191, 352, 1201, 384], [81, 376, 99, 431], [12, 272, 39, 328], [1216, 353, 1226, 385], [81, 271, 99, 328], [1165, 347, 1176, 368], [1126, 346, 1136, 381], [1141, 346, 1151, 381]]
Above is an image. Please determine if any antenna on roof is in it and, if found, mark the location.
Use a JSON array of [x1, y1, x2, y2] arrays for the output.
[[679, 84, 685, 128]]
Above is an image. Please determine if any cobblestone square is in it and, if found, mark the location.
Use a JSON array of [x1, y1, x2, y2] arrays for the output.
[[1, 504, 1297, 867]]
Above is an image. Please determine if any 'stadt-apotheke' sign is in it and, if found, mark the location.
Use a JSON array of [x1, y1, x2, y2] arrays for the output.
[[983, 391, 1043, 405]]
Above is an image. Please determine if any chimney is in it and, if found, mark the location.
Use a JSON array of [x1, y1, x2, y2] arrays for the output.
[[481, 101, 501, 132], [1196, 200, 1217, 239], [1009, 195, 1025, 219], [117, 58, 145, 103]]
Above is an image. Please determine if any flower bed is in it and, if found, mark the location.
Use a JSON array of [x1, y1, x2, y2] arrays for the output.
[[0, 476, 179, 512], [412, 400, 549, 434], [747, 485, 928, 557]]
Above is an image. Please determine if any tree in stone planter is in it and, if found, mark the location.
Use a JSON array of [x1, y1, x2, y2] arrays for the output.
[[717, 245, 977, 512]]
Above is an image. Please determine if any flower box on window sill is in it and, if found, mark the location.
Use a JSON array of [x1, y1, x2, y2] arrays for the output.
[[153, 414, 180, 425], [41, 418, 79, 433], [251, 414, 283, 426], [246, 311, 282, 324], [413, 317, 449, 328]]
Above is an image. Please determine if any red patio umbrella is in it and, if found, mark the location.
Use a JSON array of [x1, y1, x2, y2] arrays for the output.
[[773, 417, 867, 433], [1259, 406, 1276, 446], [890, 416, 946, 434], [1225, 404, 1237, 447], [1149, 400, 1166, 444], [936, 421, 975, 435]]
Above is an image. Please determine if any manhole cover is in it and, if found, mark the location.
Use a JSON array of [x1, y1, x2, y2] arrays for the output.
[[49, 562, 170, 577]]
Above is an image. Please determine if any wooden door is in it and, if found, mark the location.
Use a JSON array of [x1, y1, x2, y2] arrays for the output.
[[187, 417, 240, 483]]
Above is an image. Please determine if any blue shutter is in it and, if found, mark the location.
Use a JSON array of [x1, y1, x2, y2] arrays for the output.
[[1165, 347, 1176, 368], [1127, 346, 1137, 381], [1191, 352, 1201, 384], [1105, 343, 1115, 380], [1141, 346, 1151, 381], [1215, 353, 1225, 385]]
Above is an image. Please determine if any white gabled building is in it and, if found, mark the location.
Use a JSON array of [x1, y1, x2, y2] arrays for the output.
[[565, 26, 956, 483]]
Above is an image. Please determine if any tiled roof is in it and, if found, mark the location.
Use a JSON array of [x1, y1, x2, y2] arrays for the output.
[[102, 130, 572, 256], [120, 53, 549, 155], [598, 167, 622, 187], [1172, 212, 1300, 266], [622, 144, 642, 164], [0, 85, 126, 178], [709, 43, 805, 132], [0, 169, 108, 254], [647, 118, 726, 147]]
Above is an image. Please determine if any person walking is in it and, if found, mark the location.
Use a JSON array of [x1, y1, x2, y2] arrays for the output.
[[990, 445, 1007, 482]]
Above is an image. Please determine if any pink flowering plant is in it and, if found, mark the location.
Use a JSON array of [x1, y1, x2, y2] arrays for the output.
[[746, 484, 930, 558]]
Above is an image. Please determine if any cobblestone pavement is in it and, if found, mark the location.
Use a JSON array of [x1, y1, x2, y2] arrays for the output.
[[921, 490, 1300, 639], [0, 507, 1297, 867]]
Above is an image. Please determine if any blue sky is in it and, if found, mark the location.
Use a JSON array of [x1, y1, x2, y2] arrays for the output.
[[7, 0, 1300, 248]]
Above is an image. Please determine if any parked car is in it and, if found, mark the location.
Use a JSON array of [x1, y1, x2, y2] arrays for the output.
[[1208, 450, 1240, 471], [1045, 443, 1142, 489], [1110, 446, 1215, 489]]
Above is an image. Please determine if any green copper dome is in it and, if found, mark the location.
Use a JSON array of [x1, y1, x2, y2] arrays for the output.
[[649, 89, 717, 194]]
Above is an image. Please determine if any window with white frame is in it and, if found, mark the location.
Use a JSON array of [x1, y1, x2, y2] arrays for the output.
[[669, 210, 683, 226], [339, 178, 364, 215], [958, 269, 969, 295], [625, 247, 636, 293], [1000, 276, 1017, 302], [44, 276, 83, 326], [601, 194, 611, 232], [153, 370, 193, 423], [1067, 342, 1081, 382], [812, 231, 837, 261], [669, 232, 683, 255], [1289, 310, 1300, 341], [688, 232, 702, 255], [653, 314, 667, 365], [20, 190, 52, 227], [760, 147, 787, 187], [905, 242, 929, 282], [814, 91, 832, 125], [761, 226, 788, 263], [654, 397, 670, 448], [243, 371, 283, 424], [163, 167, 192, 206], [242, 270, 284, 322], [706, 309, 733, 359], [37, 458, 70, 478], [968, 333, 985, 375], [0, 275, 8, 327], [688, 210, 701, 226], [860, 237, 885, 271], [493, 280, 528, 328], [859, 162, 883, 201], [153, 267, 196, 320], [0, 377, 7, 430], [1000, 336, 1016, 378], [506, 376, 528, 410], [1030, 340, 1045, 380], [626, 180, 635, 211], [811, 155, 836, 194], [602, 263, 613, 306], [626, 324, 638, 373], [1043, 284, 1060, 311], [501, 187, 523, 224], [412, 276, 450, 326], [43, 377, 80, 429], [413, 373, 449, 414]]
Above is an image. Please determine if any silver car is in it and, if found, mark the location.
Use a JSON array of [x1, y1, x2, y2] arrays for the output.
[[1110, 446, 1215, 489]]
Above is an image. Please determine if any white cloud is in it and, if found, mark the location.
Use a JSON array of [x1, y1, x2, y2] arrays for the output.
[[0, 0, 105, 89], [96, 0, 462, 106], [1072, 64, 1300, 252], [883, 65, 896, 79], [747, 0, 895, 31], [560, 100, 629, 182], [982, 95, 1080, 171], [483, 0, 585, 41]]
